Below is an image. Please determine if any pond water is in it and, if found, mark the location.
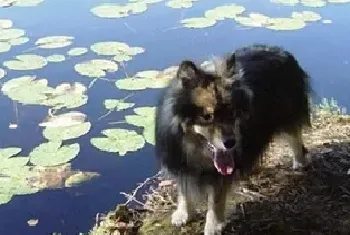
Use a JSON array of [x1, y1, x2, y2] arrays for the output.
[[0, 0, 350, 234]]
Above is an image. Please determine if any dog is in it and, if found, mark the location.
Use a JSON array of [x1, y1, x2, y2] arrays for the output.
[[155, 44, 312, 235]]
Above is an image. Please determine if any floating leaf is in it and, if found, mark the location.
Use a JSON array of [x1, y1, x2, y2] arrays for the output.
[[128, 2, 147, 13], [328, 0, 350, 2], [40, 111, 87, 127], [90, 129, 145, 156], [265, 17, 306, 30], [43, 122, 91, 141], [125, 107, 156, 145], [64, 172, 100, 188], [292, 11, 322, 22], [90, 41, 145, 57], [91, 4, 130, 18], [46, 54, 66, 63], [270, 0, 299, 6], [115, 66, 177, 90], [29, 142, 80, 167], [3, 54, 47, 70], [166, 0, 193, 9], [0, 147, 22, 160], [0, 68, 5, 79], [74, 59, 118, 78], [181, 17, 217, 29], [27, 219, 39, 227], [104, 99, 134, 111], [0, 42, 10, 53], [301, 0, 327, 7], [0, 28, 25, 40], [8, 36, 29, 46], [204, 4, 245, 20], [13, 0, 44, 7], [0, 194, 12, 205], [0, 19, 12, 29], [113, 54, 133, 62], [67, 47, 88, 56], [235, 16, 266, 27], [129, 0, 162, 3], [35, 36, 74, 49]]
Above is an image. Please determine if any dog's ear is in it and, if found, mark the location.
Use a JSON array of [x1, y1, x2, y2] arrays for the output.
[[177, 60, 201, 89], [231, 80, 252, 119]]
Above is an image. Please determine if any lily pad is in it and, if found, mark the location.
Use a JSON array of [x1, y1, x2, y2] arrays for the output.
[[125, 107, 156, 145], [46, 54, 66, 63], [181, 17, 217, 29], [0, 68, 5, 79], [0, 194, 12, 205], [35, 36, 74, 49], [204, 4, 245, 20], [67, 47, 88, 56], [40, 111, 87, 127], [0, 147, 22, 159], [104, 99, 135, 111], [0, 19, 12, 29], [128, 2, 147, 13], [292, 11, 322, 22], [270, 0, 299, 6], [0, 28, 25, 40], [3, 54, 47, 70], [301, 0, 327, 7], [90, 41, 145, 57], [91, 4, 130, 18], [43, 122, 91, 141], [90, 129, 145, 156], [74, 59, 118, 78], [235, 16, 266, 28], [29, 141, 80, 167], [113, 54, 133, 62], [0, 42, 11, 53], [13, 0, 44, 7], [8, 36, 29, 46], [166, 0, 193, 9], [328, 0, 350, 2], [265, 17, 306, 31]]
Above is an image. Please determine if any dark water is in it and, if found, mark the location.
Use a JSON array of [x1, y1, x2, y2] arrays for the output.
[[0, 0, 350, 234]]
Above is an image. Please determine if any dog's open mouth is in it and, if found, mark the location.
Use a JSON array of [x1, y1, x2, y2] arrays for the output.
[[207, 142, 235, 176]]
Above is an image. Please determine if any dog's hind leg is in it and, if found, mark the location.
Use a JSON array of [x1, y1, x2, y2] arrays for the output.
[[285, 127, 309, 169], [171, 175, 196, 226], [204, 179, 231, 235]]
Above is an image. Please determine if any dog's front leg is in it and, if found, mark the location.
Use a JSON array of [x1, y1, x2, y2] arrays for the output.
[[204, 183, 229, 235]]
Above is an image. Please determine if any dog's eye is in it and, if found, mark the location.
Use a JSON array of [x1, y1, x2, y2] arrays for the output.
[[201, 113, 214, 122]]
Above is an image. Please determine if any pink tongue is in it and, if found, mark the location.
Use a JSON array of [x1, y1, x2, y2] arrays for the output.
[[213, 150, 235, 176]]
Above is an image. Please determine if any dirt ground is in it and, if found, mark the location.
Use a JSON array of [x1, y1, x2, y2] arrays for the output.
[[90, 112, 350, 235]]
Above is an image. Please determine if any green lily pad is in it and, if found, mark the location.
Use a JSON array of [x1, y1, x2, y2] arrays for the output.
[[90, 41, 145, 57], [0, 28, 25, 40], [166, 0, 193, 9], [0, 193, 12, 205], [181, 17, 217, 29], [270, 0, 299, 6], [8, 36, 29, 46], [46, 54, 66, 63], [91, 4, 130, 18], [328, 0, 350, 2], [204, 4, 245, 20], [113, 54, 133, 62], [129, 0, 162, 3], [0, 68, 5, 79], [65, 172, 100, 188], [29, 141, 80, 167], [67, 47, 88, 56], [90, 129, 145, 156], [0, 147, 22, 159], [74, 59, 118, 78], [128, 2, 147, 13], [3, 54, 47, 70], [42, 122, 91, 141], [235, 16, 266, 27], [301, 0, 327, 7], [265, 17, 306, 30], [0, 19, 12, 29], [0, 42, 10, 53], [292, 11, 322, 22], [35, 36, 74, 49], [104, 99, 134, 111], [13, 0, 44, 7], [125, 107, 156, 145]]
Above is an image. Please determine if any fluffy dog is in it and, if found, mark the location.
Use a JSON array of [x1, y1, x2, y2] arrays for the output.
[[155, 44, 312, 235]]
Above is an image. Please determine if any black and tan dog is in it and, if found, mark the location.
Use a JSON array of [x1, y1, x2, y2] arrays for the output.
[[155, 44, 312, 235]]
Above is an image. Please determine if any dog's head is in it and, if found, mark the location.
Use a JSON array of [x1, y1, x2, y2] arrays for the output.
[[174, 59, 252, 175]]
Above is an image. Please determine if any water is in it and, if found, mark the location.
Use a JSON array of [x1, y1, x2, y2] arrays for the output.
[[0, 0, 350, 234]]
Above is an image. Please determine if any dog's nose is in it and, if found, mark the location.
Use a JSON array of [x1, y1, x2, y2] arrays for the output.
[[223, 138, 235, 149]]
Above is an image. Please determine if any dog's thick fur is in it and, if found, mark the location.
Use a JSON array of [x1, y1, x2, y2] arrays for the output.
[[155, 44, 311, 235]]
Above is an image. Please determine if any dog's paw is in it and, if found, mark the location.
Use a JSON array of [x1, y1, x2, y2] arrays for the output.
[[171, 209, 189, 226], [204, 211, 224, 235]]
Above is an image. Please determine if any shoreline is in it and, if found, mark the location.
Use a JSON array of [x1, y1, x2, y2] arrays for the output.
[[89, 100, 350, 235]]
